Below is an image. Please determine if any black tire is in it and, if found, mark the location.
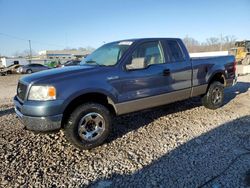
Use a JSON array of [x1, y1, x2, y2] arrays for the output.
[[26, 69, 32, 74], [64, 103, 111, 150], [1, 72, 7, 76], [202, 81, 224, 110]]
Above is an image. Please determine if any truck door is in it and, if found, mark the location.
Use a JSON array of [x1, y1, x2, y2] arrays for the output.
[[119, 40, 169, 102], [115, 39, 193, 115], [162, 39, 192, 93]]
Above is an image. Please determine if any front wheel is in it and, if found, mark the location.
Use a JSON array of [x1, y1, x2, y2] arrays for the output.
[[64, 103, 112, 150], [202, 81, 224, 109]]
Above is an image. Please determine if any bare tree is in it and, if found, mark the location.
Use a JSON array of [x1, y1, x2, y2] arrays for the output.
[[183, 36, 200, 53], [183, 35, 237, 53], [78, 46, 95, 53], [221, 35, 237, 50], [12, 50, 37, 57]]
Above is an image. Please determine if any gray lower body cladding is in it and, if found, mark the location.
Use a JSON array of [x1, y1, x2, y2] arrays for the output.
[[115, 87, 198, 115]]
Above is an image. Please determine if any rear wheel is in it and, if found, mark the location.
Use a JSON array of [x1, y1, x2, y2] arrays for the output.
[[64, 103, 111, 150], [202, 81, 224, 109], [26, 69, 32, 74]]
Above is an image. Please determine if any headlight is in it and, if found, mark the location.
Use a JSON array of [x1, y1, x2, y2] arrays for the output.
[[28, 86, 56, 101]]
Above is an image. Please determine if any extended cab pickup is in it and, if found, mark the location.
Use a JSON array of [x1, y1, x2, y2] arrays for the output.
[[14, 38, 237, 149]]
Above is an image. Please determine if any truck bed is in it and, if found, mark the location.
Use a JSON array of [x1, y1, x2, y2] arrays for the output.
[[191, 55, 236, 87]]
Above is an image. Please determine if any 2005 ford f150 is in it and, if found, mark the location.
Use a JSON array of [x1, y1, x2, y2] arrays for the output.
[[14, 38, 237, 149]]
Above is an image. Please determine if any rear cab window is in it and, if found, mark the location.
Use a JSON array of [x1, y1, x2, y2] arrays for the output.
[[165, 40, 185, 62]]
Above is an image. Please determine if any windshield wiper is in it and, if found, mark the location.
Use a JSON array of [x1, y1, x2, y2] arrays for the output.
[[84, 60, 108, 67], [85, 60, 99, 65]]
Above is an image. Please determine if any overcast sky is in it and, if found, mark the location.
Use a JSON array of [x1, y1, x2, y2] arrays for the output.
[[0, 0, 249, 56]]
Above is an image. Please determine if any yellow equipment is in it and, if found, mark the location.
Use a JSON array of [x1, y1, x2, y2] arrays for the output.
[[230, 40, 250, 65]]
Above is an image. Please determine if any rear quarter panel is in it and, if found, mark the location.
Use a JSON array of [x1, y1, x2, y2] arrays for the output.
[[191, 55, 235, 87]]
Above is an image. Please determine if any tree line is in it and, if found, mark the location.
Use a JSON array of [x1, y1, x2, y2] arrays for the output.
[[182, 35, 237, 53], [7, 36, 238, 57]]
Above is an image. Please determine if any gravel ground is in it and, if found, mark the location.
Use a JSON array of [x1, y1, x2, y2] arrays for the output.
[[0, 74, 22, 105], [0, 74, 250, 188]]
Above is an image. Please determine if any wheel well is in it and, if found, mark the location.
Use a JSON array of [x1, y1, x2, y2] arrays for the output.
[[209, 73, 225, 86], [61, 93, 116, 127]]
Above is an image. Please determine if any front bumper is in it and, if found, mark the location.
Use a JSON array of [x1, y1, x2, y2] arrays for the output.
[[15, 107, 62, 131], [14, 96, 63, 132]]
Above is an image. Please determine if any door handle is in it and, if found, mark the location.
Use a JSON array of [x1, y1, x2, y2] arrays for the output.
[[163, 69, 170, 76]]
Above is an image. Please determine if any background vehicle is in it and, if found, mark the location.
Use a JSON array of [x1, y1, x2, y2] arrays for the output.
[[230, 40, 250, 65], [57, 60, 81, 68], [17, 63, 50, 74], [14, 38, 237, 150], [0, 64, 22, 76]]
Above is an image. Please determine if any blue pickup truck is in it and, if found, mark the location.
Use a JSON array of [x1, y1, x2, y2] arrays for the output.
[[14, 38, 237, 149]]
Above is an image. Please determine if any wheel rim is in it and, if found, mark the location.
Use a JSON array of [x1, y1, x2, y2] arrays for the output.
[[78, 112, 105, 141], [211, 87, 222, 105]]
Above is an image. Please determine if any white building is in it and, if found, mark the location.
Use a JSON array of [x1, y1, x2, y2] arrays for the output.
[[0, 57, 29, 67], [38, 50, 88, 63]]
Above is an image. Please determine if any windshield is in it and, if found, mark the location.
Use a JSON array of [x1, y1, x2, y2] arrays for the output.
[[81, 41, 132, 66]]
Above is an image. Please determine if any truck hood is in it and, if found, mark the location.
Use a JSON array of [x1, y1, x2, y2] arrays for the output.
[[20, 65, 96, 84]]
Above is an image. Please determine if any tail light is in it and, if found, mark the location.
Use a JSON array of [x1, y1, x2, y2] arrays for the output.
[[233, 61, 237, 73]]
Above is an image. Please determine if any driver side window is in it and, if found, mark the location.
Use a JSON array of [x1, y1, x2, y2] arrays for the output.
[[127, 41, 164, 70]]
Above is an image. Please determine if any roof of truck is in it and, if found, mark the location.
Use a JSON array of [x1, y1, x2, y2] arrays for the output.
[[112, 37, 181, 43]]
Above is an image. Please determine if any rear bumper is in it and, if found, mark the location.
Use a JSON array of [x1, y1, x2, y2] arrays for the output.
[[225, 76, 237, 87], [14, 96, 63, 132]]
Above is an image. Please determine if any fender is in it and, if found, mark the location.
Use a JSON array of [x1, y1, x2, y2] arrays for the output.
[[61, 88, 118, 114], [206, 65, 226, 85]]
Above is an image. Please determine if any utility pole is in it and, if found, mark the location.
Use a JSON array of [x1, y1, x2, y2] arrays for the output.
[[29, 40, 32, 64]]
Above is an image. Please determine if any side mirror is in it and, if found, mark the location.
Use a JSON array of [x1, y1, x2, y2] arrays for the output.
[[126, 57, 146, 70]]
